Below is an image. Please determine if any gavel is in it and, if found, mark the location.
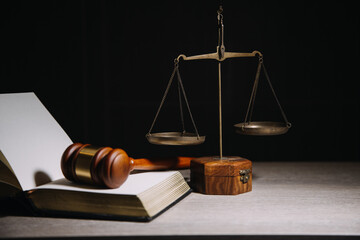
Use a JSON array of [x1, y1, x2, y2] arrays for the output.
[[61, 143, 192, 188]]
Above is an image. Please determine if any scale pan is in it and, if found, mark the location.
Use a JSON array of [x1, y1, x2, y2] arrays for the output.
[[234, 121, 290, 136], [146, 132, 205, 146]]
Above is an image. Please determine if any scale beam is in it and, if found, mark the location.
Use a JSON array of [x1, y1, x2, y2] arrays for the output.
[[176, 50, 263, 62]]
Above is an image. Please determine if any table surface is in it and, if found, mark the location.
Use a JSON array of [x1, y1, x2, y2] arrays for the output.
[[1, 162, 360, 239]]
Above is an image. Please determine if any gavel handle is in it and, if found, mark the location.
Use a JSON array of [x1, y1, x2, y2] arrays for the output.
[[132, 157, 193, 170]]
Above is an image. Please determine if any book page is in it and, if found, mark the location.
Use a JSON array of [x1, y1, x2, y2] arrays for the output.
[[0, 92, 73, 191], [33, 171, 179, 195]]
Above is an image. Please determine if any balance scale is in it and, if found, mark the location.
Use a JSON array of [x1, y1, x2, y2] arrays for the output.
[[145, 6, 291, 195]]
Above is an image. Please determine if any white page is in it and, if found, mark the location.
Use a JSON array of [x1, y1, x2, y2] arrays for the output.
[[0, 92, 73, 190], [34, 171, 179, 195]]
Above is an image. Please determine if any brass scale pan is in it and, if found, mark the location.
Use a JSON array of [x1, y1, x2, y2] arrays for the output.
[[234, 121, 290, 136], [147, 132, 205, 146]]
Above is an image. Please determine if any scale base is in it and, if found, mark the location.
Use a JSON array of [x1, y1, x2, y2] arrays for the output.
[[190, 156, 252, 195]]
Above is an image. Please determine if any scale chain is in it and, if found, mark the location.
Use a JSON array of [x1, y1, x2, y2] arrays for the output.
[[177, 77, 186, 134], [261, 62, 291, 127], [244, 58, 262, 124], [176, 67, 200, 139], [243, 57, 291, 128], [147, 61, 201, 138], [249, 64, 261, 123], [147, 64, 178, 135]]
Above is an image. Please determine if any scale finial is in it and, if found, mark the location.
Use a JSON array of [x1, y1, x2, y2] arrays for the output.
[[217, 6, 225, 61], [217, 5, 223, 15]]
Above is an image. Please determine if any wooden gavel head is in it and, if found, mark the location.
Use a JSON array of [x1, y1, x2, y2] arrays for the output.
[[61, 143, 135, 189]]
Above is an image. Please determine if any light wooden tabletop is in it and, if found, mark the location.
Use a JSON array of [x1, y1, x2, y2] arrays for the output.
[[1, 162, 359, 239]]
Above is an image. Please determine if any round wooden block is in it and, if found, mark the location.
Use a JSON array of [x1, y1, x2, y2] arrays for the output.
[[190, 156, 252, 195]]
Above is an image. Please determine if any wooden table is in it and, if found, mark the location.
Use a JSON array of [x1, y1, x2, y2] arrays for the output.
[[1, 162, 360, 239]]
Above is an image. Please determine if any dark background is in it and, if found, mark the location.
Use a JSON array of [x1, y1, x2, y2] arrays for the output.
[[1, 0, 359, 162]]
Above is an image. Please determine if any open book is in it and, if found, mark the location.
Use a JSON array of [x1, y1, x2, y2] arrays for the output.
[[0, 92, 191, 221]]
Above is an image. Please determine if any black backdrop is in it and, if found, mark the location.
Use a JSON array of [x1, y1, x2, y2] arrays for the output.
[[1, 0, 359, 162]]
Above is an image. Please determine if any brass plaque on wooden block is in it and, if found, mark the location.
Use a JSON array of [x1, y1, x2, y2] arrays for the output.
[[190, 156, 252, 195]]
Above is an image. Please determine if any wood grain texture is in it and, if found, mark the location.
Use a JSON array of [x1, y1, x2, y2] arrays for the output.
[[133, 157, 192, 170], [190, 156, 252, 195], [191, 174, 252, 195]]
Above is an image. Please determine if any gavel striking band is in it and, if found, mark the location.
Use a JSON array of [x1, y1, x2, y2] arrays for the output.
[[61, 143, 192, 188]]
